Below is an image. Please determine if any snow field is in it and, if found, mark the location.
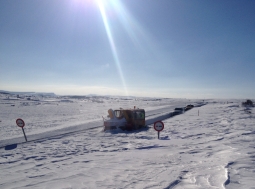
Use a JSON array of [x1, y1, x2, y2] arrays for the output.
[[0, 96, 255, 188]]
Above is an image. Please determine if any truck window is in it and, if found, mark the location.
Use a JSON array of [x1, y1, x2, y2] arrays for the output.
[[134, 111, 145, 119], [114, 110, 123, 118]]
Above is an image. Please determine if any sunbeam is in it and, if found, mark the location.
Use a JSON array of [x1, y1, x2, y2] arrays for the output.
[[96, 0, 129, 96], [108, 1, 156, 55]]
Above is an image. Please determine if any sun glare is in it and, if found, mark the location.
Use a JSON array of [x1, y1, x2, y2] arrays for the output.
[[94, 0, 159, 97], [96, 0, 129, 96]]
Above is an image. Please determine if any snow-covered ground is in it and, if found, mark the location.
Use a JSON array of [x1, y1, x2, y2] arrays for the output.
[[0, 93, 254, 188]]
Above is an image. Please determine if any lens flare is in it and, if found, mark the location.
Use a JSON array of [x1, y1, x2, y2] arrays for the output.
[[96, 0, 129, 96]]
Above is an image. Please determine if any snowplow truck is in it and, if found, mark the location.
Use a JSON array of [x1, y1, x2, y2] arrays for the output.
[[103, 108, 146, 131]]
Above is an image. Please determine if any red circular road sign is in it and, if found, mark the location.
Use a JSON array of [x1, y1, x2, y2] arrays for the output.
[[16, 118, 25, 128], [154, 121, 164, 132]]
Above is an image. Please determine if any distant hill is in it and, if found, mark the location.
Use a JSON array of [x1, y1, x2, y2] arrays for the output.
[[0, 90, 56, 97]]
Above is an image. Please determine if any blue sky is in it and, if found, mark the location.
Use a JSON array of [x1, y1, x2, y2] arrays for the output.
[[1, 0, 255, 98]]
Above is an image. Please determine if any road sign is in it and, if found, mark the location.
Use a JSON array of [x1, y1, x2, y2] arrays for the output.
[[16, 118, 27, 142], [16, 118, 25, 128], [154, 121, 164, 139], [154, 121, 164, 131]]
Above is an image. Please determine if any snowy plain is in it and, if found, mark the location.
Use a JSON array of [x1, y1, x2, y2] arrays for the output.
[[0, 92, 255, 189]]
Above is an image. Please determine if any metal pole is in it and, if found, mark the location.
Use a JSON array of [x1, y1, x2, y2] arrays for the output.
[[22, 128, 27, 142], [158, 131, 160, 139]]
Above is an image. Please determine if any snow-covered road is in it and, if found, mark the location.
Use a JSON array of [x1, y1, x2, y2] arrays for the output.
[[0, 96, 194, 146]]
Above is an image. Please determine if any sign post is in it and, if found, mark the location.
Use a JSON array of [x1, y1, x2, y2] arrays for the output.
[[154, 121, 164, 139], [16, 118, 27, 142]]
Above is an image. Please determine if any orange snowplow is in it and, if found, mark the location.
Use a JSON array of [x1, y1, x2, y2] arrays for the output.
[[103, 108, 146, 131]]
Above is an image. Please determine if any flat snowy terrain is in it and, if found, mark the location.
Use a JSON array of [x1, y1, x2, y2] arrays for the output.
[[0, 93, 254, 189]]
